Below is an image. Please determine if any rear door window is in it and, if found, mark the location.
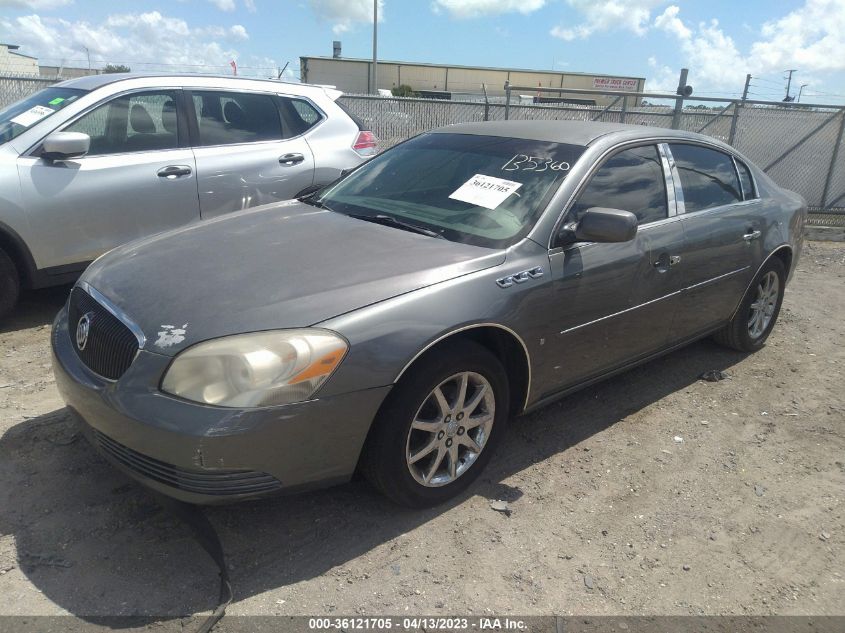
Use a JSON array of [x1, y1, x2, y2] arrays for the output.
[[278, 97, 323, 137], [63, 90, 181, 155], [191, 90, 282, 146], [735, 158, 757, 200], [669, 143, 742, 212], [569, 145, 668, 225]]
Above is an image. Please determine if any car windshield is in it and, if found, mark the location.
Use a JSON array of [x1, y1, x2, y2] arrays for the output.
[[0, 87, 88, 145], [317, 132, 586, 248]]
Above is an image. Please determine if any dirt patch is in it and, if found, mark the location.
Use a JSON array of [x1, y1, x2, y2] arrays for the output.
[[0, 242, 842, 621]]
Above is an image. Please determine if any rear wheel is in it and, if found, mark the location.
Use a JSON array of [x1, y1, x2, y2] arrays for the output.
[[361, 340, 509, 508], [0, 247, 20, 320], [713, 257, 785, 352]]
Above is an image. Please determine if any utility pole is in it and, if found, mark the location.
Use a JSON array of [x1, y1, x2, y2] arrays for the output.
[[371, 0, 378, 94], [784, 69, 797, 101], [797, 84, 808, 102], [84, 46, 90, 70]]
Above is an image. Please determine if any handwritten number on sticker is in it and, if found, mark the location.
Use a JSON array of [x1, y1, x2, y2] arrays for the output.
[[502, 154, 570, 173]]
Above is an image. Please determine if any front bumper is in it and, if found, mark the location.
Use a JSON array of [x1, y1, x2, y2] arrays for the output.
[[51, 306, 391, 504]]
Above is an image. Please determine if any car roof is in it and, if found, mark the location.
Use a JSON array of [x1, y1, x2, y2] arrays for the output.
[[54, 72, 332, 96], [429, 120, 726, 148]]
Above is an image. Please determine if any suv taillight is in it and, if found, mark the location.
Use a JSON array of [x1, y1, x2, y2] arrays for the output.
[[352, 131, 378, 156]]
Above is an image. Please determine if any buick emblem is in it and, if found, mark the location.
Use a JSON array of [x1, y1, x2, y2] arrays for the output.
[[76, 312, 94, 351]]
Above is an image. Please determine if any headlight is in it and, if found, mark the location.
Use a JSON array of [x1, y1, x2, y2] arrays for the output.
[[161, 329, 348, 408]]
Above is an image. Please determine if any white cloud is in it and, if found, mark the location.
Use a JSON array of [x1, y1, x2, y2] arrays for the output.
[[229, 24, 249, 40], [432, 0, 545, 19], [243, 0, 256, 12], [308, 0, 383, 35], [751, 0, 845, 74], [209, 0, 236, 11], [550, 0, 667, 41], [0, 11, 269, 75], [653, 5, 689, 39], [653, 1, 845, 94]]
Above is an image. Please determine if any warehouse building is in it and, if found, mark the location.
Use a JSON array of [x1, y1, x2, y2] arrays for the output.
[[299, 55, 645, 106]]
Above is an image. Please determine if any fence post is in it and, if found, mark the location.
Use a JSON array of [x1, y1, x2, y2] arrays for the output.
[[620, 95, 627, 124], [728, 75, 751, 146], [728, 101, 740, 145], [504, 80, 510, 120], [482, 83, 489, 122], [821, 109, 845, 210], [671, 68, 688, 130]]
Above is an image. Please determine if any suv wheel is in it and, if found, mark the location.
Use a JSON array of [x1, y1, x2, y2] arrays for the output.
[[362, 340, 509, 508], [713, 256, 786, 352], [0, 248, 20, 320]]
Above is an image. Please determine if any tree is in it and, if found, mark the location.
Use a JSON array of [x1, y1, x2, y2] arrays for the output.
[[391, 84, 415, 97], [103, 64, 131, 74]]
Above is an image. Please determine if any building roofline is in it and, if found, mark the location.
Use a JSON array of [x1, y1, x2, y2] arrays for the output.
[[299, 56, 645, 81]]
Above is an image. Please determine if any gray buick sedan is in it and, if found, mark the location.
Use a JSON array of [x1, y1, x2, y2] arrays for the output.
[[52, 121, 806, 507]]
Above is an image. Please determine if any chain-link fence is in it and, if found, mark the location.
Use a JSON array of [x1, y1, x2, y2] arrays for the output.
[[339, 88, 845, 217], [1, 74, 842, 218], [0, 74, 60, 109]]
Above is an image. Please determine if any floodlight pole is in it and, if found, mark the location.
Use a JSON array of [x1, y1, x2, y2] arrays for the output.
[[372, 0, 378, 94]]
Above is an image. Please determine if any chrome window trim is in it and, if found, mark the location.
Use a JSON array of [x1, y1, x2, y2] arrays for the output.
[[660, 143, 686, 215], [77, 281, 147, 349], [394, 323, 532, 412], [657, 143, 679, 217]]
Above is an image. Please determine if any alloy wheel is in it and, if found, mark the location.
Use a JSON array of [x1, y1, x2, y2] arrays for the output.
[[405, 371, 495, 487], [748, 271, 779, 339]]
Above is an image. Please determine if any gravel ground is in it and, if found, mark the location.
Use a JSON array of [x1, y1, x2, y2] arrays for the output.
[[0, 241, 842, 625]]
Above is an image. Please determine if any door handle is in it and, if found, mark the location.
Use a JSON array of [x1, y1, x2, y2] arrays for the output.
[[743, 229, 762, 242], [653, 254, 681, 269], [279, 153, 305, 166], [157, 165, 192, 179]]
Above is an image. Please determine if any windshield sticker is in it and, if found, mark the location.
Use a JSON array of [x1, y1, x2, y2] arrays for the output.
[[48, 97, 66, 106], [10, 105, 55, 128], [449, 174, 523, 210], [502, 154, 570, 173]]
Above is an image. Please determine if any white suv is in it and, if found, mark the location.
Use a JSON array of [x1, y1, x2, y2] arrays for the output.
[[0, 73, 376, 316]]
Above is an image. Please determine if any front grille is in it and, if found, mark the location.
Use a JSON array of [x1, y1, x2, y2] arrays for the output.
[[68, 286, 139, 380], [92, 429, 283, 497]]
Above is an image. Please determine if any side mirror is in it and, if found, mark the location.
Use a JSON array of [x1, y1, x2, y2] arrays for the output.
[[41, 132, 90, 162], [567, 207, 638, 243]]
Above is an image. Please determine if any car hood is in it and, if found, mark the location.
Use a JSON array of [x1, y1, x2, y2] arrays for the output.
[[80, 201, 505, 355]]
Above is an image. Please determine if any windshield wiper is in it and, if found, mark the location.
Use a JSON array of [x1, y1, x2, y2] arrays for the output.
[[298, 195, 333, 211], [348, 213, 445, 239]]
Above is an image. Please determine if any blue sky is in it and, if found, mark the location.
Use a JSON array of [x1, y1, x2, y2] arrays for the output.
[[2, 0, 844, 104]]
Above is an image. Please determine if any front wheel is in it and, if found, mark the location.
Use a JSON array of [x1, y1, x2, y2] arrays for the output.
[[713, 256, 786, 352], [361, 340, 509, 508]]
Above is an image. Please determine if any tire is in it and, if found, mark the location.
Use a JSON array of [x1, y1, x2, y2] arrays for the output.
[[361, 340, 509, 508], [0, 247, 20, 320], [713, 256, 786, 352]]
